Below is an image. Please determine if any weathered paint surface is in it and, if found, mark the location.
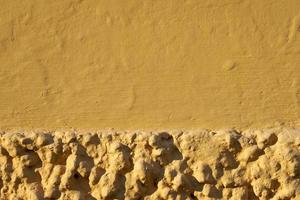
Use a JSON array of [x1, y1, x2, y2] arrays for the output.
[[0, 0, 300, 129]]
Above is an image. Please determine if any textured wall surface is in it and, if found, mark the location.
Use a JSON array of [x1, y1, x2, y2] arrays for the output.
[[1, 1, 300, 199], [0, 129, 300, 200], [0, 0, 300, 129]]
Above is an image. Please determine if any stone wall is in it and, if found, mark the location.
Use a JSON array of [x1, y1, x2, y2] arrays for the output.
[[0, 128, 299, 199]]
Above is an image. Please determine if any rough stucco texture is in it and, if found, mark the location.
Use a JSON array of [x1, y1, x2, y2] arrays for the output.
[[0, 0, 300, 129], [1, 129, 300, 200]]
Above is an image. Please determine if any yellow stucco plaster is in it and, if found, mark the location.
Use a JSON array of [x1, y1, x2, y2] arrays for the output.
[[0, 0, 300, 129]]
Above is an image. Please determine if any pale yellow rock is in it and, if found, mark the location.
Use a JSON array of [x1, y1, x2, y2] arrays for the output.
[[0, 129, 298, 199]]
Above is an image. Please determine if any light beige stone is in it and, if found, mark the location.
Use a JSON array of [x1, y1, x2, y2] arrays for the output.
[[0, 128, 299, 199]]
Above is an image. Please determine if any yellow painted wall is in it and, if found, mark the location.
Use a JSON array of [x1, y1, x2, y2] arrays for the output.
[[0, 0, 300, 129]]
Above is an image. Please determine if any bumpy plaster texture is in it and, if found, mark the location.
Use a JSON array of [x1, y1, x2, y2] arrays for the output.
[[0, 128, 300, 199]]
